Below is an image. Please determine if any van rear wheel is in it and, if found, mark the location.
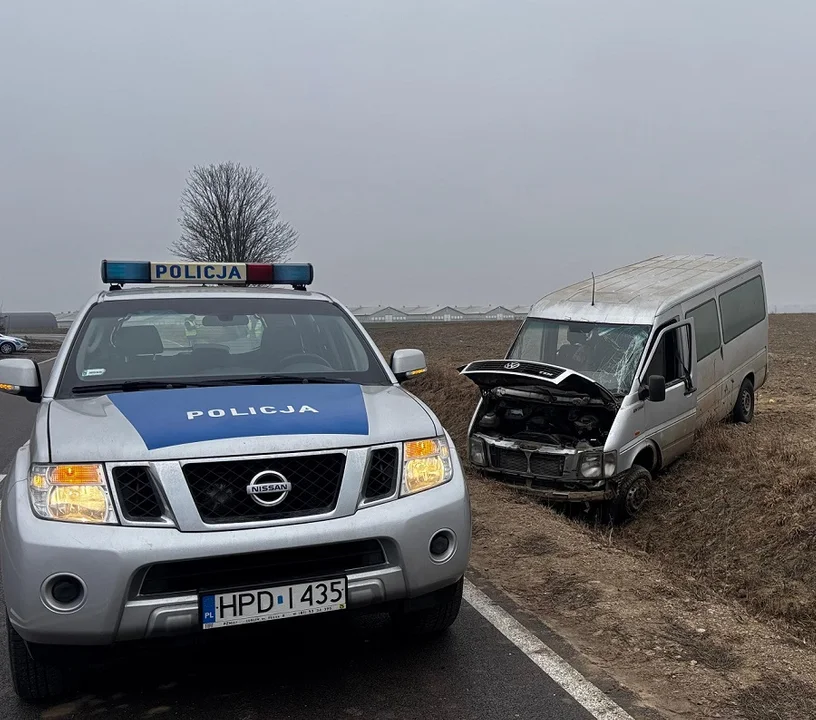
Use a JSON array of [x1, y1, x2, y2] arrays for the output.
[[733, 378, 755, 424]]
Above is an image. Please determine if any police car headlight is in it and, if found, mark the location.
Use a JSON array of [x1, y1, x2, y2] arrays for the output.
[[29, 464, 118, 524], [401, 436, 453, 495]]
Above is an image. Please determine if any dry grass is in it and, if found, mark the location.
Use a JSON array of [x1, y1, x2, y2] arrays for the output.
[[735, 674, 816, 720], [368, 316, 816, 720], [622, 315, 816, 642], [367, 321, 515, 445]]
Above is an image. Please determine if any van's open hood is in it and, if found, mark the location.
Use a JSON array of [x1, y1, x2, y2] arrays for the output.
[[458, 359, 618, 408]]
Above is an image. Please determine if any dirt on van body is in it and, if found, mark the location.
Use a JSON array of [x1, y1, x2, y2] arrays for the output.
[[368, 316, 816, 719]]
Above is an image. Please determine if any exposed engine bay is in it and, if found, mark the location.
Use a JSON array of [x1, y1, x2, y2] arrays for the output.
[[474, 386, 615, 450]]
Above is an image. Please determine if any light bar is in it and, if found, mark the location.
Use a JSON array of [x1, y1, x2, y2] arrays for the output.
[[100, 260, 314, 288]]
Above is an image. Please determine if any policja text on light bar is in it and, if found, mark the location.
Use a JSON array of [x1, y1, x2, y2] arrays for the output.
[[100, 260, 314, 288]]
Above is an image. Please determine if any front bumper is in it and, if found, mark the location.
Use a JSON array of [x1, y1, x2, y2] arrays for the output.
[[479, 467, 615, 502], [1, 466, 471, 647], [472, 434, 613, 502], [483, 467, 613, 502]]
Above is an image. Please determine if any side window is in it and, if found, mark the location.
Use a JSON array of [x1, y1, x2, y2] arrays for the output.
[[645, 336, 666, 381], [645, 327, 687, 384], [685, 299, 721, 361], [719, 276, 766, 344]]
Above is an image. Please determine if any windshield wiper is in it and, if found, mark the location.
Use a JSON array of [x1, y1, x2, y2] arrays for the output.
[[198, 375, 353, 387], [71, 375, 355, 395], [71, 381, 193, 395]]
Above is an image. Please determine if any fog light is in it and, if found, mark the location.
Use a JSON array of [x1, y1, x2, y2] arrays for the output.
[[41, 573, 86, 613], [430, 533, 450, 556], [51, 577, 82, 605], [428, 529, 456, 563]]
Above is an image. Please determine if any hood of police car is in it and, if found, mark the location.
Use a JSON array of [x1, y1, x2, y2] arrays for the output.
[[47, 382, 440, 462]]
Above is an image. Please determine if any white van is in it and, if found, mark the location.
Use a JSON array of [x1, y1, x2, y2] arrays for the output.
[[460, 255, 768, 521]]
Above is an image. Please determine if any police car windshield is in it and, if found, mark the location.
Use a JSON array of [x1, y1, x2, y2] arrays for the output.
[[57, 297, 390, 397]]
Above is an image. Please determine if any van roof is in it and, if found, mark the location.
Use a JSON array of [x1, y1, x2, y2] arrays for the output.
[[529, 254, 761, 326]]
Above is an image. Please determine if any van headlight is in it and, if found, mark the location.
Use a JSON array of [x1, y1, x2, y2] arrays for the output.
[[578, 451, 617, 479], [469, 437, 487, 467], [401, 436, 454, 495], [578, 452, 602, 479], [29, 464, 118, 524]]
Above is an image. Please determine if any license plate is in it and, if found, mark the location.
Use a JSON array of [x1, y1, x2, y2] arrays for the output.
[[200, 577, 347, 630]]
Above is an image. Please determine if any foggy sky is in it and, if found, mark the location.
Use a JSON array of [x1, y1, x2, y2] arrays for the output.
[[2, 1, 815, 312]]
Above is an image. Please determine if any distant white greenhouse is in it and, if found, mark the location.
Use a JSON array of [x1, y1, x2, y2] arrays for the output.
[[347, 305, 530, 323], [52, 304, 531, 329]]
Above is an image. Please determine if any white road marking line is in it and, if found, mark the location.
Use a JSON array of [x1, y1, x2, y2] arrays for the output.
[[38, 357, 57, 365], [464, 579, 635, 720]]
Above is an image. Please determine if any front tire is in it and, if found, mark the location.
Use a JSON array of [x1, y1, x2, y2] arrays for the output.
[[0, 342, 14, 355], [733, 377, 755, 424], [7, 617, 74, 703], [606, 465, 652, 524], [391, 578, 464, 636]]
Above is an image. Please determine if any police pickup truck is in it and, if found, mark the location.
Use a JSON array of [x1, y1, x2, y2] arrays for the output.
[[0, 260, 472, 702]]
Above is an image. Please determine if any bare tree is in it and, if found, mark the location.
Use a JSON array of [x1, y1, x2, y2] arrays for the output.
[[170, 162, 298, 263]]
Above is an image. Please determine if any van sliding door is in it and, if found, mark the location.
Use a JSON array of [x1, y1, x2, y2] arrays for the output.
[[683, 297, 723, 423]]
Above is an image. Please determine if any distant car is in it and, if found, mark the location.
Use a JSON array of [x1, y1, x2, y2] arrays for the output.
[[0, 333, 29, 355]]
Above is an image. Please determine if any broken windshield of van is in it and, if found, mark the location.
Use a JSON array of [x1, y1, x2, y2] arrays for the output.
[[508, 319, 650, 395]]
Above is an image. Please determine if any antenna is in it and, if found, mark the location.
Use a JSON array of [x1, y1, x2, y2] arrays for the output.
[[591, 272, 596, 306]]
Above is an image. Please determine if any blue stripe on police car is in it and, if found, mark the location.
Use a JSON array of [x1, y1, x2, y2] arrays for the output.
[[108, 384, 369, 450]]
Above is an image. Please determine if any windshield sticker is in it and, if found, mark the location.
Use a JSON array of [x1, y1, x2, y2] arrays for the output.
[[107, 384, 369, 450], [81, 368, 106, 378]]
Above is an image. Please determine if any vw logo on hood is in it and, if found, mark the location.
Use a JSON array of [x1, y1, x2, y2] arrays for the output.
[[504, 362, 521, 370], [246, 470, 292, 507]]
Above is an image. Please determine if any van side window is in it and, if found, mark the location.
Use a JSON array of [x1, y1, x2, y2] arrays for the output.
[[685, 299, 721, 361], [645, 326, 686, 384], [719, 276, 766, 344]]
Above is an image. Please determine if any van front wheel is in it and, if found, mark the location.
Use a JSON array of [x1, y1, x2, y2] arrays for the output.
[[606, 465, 652, 524], [733, 378, 755, 424]]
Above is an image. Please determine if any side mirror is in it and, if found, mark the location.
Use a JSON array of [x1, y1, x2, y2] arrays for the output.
[[645, 374, 666, 403], [390, 349, 427, 383], [0, 358, 43, 403]]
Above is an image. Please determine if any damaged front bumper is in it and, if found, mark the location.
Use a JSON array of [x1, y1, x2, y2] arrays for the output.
[[468, 433, 616, 502]]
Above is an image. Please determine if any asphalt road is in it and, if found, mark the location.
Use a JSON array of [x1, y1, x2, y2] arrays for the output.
[[0, 356, 614, 720]]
